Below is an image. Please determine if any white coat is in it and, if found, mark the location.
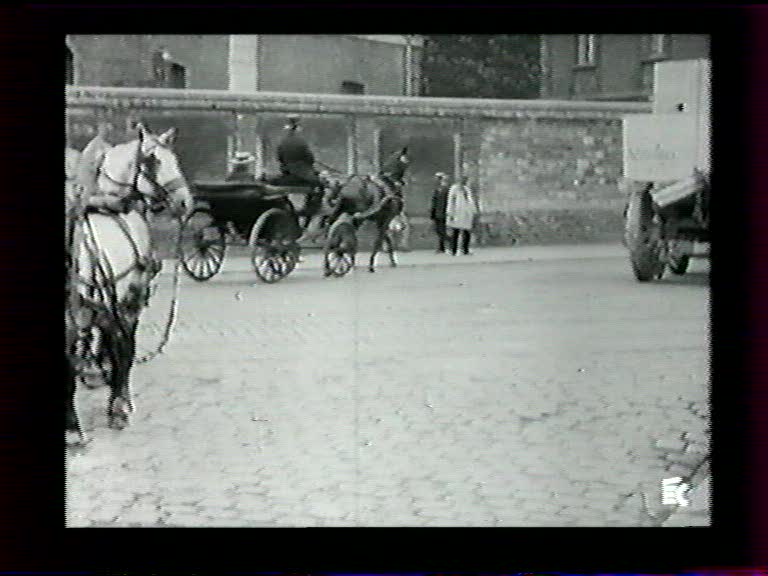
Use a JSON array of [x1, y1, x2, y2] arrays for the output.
[[446, 183, 479, 231]]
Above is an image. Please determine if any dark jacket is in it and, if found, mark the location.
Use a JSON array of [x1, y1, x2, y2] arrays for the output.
[[430, 184, 449, 220], [380, 150, 408, 184], [275, 131, 321, 185]]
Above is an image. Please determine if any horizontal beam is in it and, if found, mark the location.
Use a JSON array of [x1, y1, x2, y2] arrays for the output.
[[66, 86, 651, 120], [348, 35, 425, 48]]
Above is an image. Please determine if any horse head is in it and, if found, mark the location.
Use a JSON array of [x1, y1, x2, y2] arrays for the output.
[[98, 124, 193, 219]]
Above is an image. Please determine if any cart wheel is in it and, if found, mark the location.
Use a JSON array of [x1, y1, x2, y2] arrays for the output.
[[624, 188, 665, 282], [180, 209, 226, 281], [250, 209, 301, 283], [323, 220, 357, 278], [281, 245, 300, 275]]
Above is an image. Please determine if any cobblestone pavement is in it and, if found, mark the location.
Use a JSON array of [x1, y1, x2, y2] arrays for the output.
[[66, 246, 710, 527]]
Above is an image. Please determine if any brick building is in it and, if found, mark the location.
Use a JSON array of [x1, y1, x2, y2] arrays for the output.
[[65, 35, 423, 96], [539, 34, 709, 101]]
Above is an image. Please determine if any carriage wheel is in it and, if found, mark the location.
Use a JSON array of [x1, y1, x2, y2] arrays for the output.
[[324, 220, 357, 278], [250, 209, 301, 283], [180, 209, 227, 282]]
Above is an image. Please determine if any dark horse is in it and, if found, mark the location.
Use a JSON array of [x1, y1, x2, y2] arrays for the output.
[[324, 174, 405, 273], [66, 125, 193, 446]]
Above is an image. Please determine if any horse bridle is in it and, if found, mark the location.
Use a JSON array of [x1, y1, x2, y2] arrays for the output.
[[99, 131, 187, 212], [80, 131, 185, 286]]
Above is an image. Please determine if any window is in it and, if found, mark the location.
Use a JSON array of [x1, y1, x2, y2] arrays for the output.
[[65, 45, 74, 85], [169, 63, 187, 88], [341, 81, 365, 95], [576, 34, 596, 66]]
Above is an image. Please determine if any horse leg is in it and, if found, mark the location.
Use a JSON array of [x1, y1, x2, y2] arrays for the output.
[[384, 229, 397, 268], [65, 351, 89, 446], [105, 319, 138, 430], [369, 225, 384, 273]]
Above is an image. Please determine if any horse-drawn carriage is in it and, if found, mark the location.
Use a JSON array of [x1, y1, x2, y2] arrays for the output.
[[179, 180, 358, 283]]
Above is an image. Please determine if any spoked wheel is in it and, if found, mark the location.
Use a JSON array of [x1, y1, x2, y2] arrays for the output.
[[180, 209, 227, 281], [250, 209, 301, 284], [323, 220, 357, 278], [624, 188, 665, 282]]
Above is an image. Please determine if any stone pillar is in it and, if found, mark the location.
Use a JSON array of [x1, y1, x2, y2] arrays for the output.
[[353, 116, 380, 176], [539, 36, 549, 99], [228, 35, 259, 92], [453, 131, 462, 180], [346, 116, 357, 174], [459, 116, 483, 203], [254, 132, 265, 175], [235, 112, 263, 174], [373, 125, 381, 173]]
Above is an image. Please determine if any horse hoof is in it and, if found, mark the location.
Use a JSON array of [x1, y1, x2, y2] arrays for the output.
[[81, 374, 105, 389], [368, 268, 375, 273], [66, 429, 90, 448], [108, 414, 129, 430]]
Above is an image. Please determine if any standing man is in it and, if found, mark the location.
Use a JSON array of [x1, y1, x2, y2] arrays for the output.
[[446, 174, 480, 256], [430, 172, 450, 253]]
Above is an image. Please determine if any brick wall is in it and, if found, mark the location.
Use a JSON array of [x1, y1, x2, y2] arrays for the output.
[[68, 35, 421, 97], [541, 34, 709, 101], [66, 35, 229, 90], [66, 86, 649, 248], [477, 117, 624, 211], [259, 35, 414, 96]]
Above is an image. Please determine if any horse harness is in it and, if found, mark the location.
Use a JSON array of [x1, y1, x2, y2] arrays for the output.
[[69, 135, 179, 325]]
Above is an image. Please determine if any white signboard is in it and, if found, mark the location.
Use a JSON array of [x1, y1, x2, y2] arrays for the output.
[[622, 113, 698, 182], [696, 98, 711, 174]]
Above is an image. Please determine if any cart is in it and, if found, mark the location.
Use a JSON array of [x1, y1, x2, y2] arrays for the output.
[[622, 58, 710, 282], [179, 181, 358, 283]]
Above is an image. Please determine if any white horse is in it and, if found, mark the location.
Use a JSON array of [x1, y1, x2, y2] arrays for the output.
[[66, 124, 193, 445]]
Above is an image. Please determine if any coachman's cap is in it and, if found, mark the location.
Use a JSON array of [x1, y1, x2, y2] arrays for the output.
[[285, 115, 300, 129]]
